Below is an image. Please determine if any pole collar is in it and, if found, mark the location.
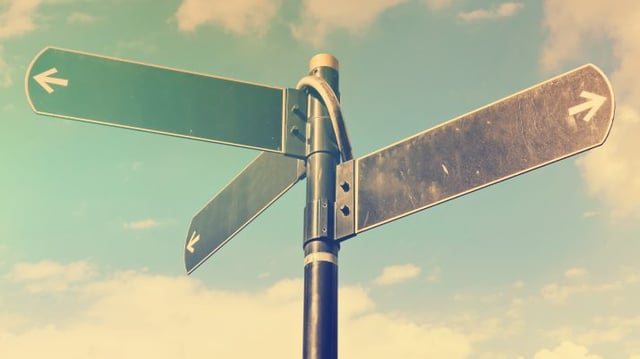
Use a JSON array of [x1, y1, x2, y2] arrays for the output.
[[310, 54, 339, 71]]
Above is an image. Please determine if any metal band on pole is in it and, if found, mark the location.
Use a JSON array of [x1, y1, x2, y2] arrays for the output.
[[304, 252, 338, 266]]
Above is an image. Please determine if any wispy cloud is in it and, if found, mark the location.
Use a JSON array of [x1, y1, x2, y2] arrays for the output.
[[66, 12, 97, 25], [565, 267, 589, 280], [258, 272, 271, 279], [548, 316, 640, 347], [0, 46, 13, 88], [0, 0, 40, 39], [424, 0, 453, 11], [5, 260, 94, 293], [374, 263, 421, 285], [123, 219, 160, 230], [458, 2, 524, 22], [173, 0, 453, 47], [426, 265, 441, 283], [292, 0, 408, 47], [174, 0, 281, 36], [512, 280, 526, 289], [0, 0, 81, 39], [521, 341, 603, 359], [541, 270, 639, 304]]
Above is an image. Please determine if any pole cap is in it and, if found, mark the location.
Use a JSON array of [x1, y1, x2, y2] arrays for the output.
[[309, 54, 339, 71]]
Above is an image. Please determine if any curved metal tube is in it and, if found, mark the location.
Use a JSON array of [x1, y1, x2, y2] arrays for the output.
[[296, 76, 353, 162]]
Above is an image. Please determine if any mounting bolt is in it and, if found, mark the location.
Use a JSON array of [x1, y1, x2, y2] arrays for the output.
[[291, 105, 306, 119]]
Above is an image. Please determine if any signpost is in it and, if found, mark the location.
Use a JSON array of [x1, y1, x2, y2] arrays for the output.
[[25, 47, 307, 157], [26, 47, 615, 359]]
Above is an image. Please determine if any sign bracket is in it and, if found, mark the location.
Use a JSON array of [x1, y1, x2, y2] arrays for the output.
[[335, 159, 356, 241], [284, 88, 309, 158]]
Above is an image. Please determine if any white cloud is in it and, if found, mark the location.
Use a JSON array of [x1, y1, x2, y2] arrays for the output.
[[577, 107, 640, 220], [0, 0, 40, 39], [0, 267, 471, 358], [424, 0, 454, 11], [374, 263, 421, 285], [542, 1, 640, 220], [0, 0, 84, 39], [292, 0, 408, 47], [0, 312, 30, 332], [530, 341, 603, 359], [541, 270, 639, 304], [342, 313, 471, 358], [0, 45, 13, 88], [173, 0, 453, 46], [66, 12, 97, 24], [457, 2, 524, 22], [513, 280, 526, 289], [565, 267, 589, 280], [174, 0, 281, 35], [427, 265, 441, 283], [5, 260, 94, 293], [547, 316, 640, 347], [123, 219, 160, 230]]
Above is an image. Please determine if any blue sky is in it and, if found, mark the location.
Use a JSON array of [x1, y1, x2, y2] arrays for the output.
[[1, 0, 640, 358]]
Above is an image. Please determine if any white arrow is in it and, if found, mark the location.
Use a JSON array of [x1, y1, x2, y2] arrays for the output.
[[186, 231, 201, 254], [33, 67, 69, 94], [568, 91, 606, 123]]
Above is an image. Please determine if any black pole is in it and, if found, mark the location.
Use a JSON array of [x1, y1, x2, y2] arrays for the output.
[[303, 54, 340, 359]]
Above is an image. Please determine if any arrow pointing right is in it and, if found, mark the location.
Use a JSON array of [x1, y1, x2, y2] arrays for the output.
[[33, 67, 69, 94], [568, 91, 606, 123], [186, 231, 200, 254]]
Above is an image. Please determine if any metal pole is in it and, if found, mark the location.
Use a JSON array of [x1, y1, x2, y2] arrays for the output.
[[303, 54, 341, 359]]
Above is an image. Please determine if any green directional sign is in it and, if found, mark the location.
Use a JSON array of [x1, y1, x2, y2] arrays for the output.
[[185, 152, 305, 274], [25, 47, 307, 156]]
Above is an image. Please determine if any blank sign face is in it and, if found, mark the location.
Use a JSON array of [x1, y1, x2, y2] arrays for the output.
[[344, 64, 614, 234], [26, 47, 294, 153]]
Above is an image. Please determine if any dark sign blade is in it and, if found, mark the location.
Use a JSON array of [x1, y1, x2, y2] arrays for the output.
[[25, 47, 306, 156], [185, 152, 305, 274], [336, 64, 615, 237]]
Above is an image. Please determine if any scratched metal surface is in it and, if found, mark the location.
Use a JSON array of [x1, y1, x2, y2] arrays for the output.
[[185, 152, 304, 273], [354, 64, 615, 233]]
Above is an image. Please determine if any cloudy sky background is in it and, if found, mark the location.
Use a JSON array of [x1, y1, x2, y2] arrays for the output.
[[1, 0, 639, 358]]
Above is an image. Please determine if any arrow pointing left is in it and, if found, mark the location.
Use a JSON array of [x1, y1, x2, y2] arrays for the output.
[[33, 67, 68, 94], [186, 231, 201, 254]]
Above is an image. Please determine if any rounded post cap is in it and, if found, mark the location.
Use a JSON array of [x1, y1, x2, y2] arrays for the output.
[[309, 54, 339, 71]]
